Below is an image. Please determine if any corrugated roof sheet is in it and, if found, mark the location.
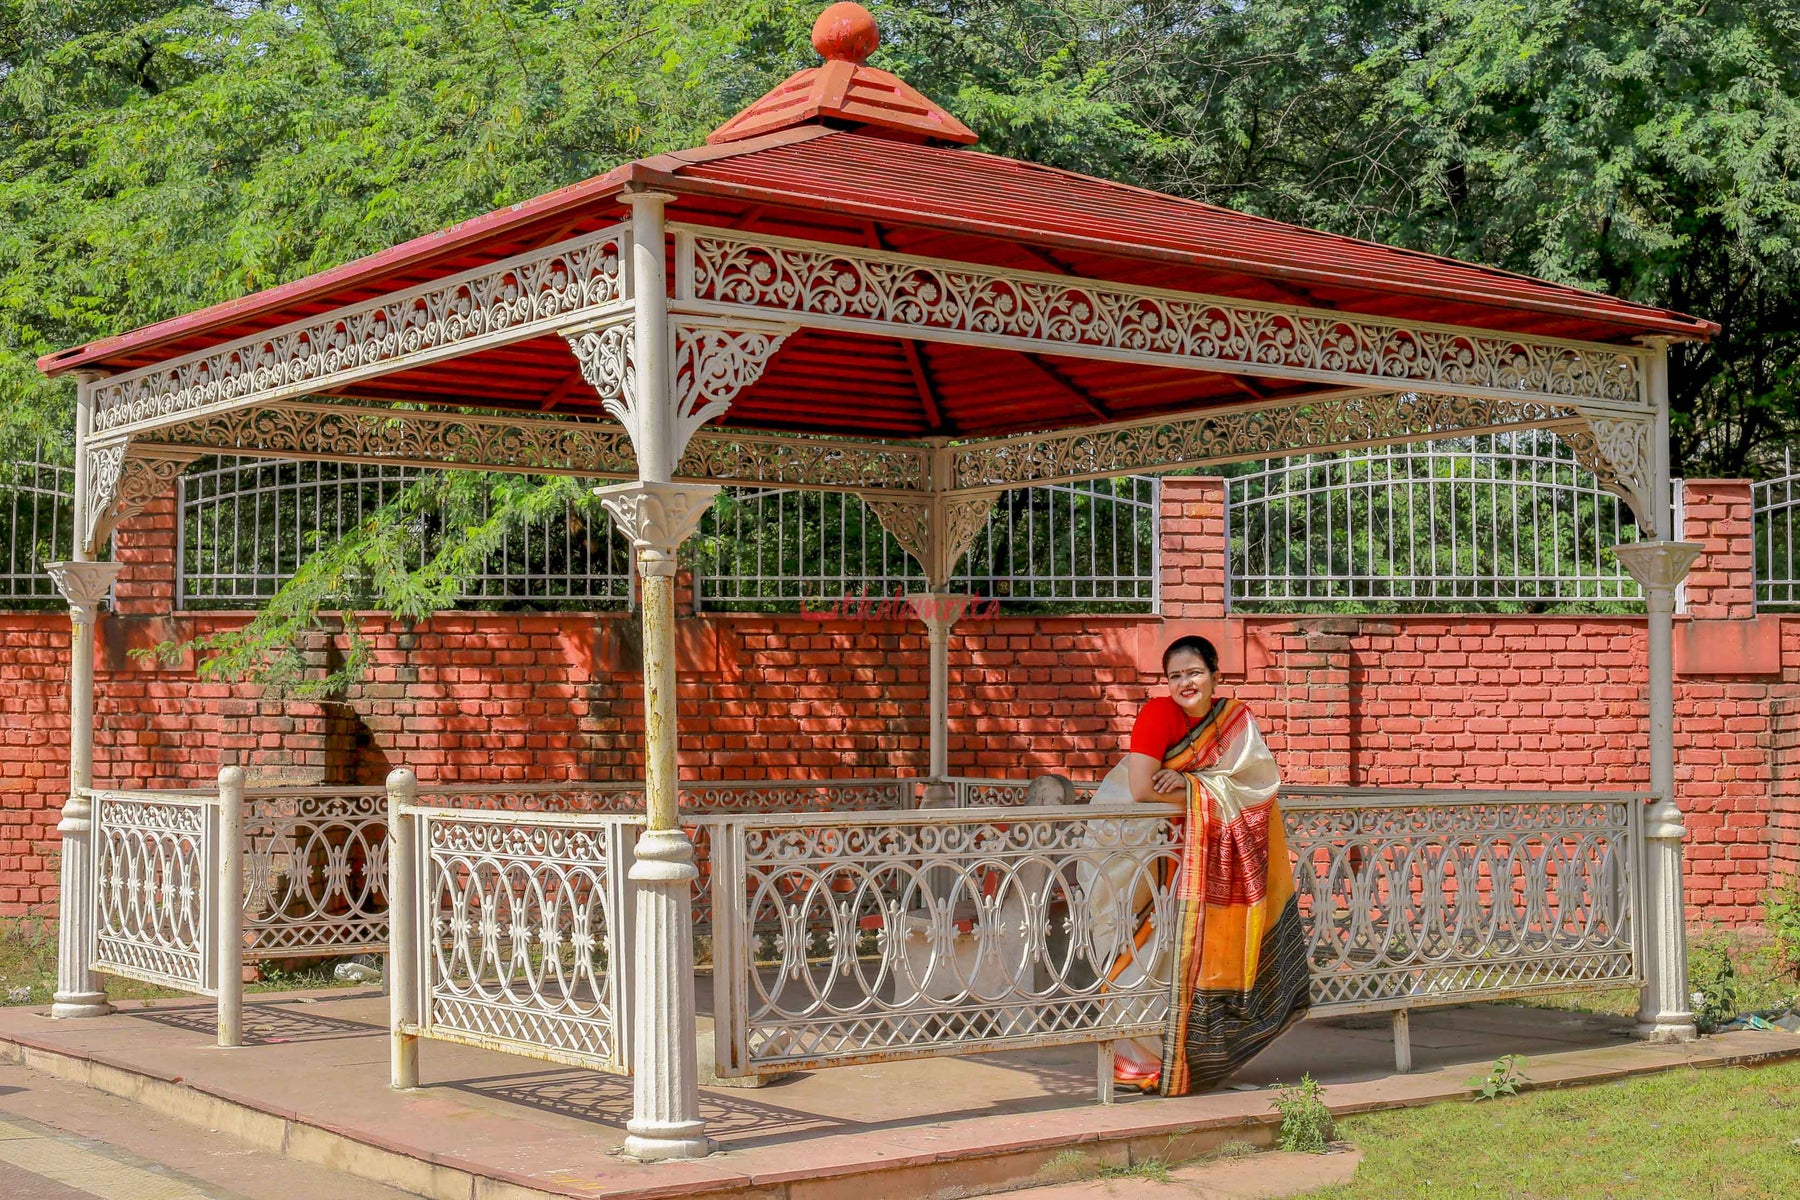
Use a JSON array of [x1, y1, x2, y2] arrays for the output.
[[41, 122, 1713, 378]]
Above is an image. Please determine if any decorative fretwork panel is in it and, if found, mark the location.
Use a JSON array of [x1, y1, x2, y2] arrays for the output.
[[1283, 789, 1642, 1012], [422, 779, 913, 933], [943, 777, 1104, 807], [92, 790, 218, 994], [242, 789, 389, 958], [91, 225, 627, 436], [707, 806, 1184, 1075], [411, 809, 638, 1073], [685, 228, 1644, 407]]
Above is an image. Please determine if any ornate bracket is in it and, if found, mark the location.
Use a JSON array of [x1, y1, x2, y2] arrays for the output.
[[85, 443, 202, 554], [1565, 415, 1657, 528], [43, 560, 124, 626], [593, 481, 722, 577], [864, 492, 998, 591], [563, 314, 796, 466]]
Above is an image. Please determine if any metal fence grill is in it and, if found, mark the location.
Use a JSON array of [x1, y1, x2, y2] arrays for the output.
[[1755, 448, 1800, 610], [178, 457, 634, 609], [1226, 433, 1643, 610], [693, 479, 1159, 612], [694, 488, 923, 610], [962, 477, 1159, 610], [0, 444, 76, 606]]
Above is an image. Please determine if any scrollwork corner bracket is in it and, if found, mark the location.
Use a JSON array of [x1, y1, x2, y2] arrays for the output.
[[84, 443, 201, 555], [1564, 414, 1658, 530]]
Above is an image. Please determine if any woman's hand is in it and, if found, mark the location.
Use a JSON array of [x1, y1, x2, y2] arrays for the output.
[[1152, 769, 1185, 795]]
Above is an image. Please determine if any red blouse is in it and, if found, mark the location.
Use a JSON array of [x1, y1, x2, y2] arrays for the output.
[[1129, 695, 1205, 762]]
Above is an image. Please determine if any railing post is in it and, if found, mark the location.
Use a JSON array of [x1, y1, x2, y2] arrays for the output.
[[709, 820, 746, 1079], [387, 767, 420, 1089], [215, 766, 244, 1048]]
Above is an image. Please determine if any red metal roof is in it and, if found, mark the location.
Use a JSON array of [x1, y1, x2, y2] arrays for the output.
[[41, 2, 1716, 439]]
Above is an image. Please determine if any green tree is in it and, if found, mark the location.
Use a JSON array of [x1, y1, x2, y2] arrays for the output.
[[5, 2, 1798, 679]]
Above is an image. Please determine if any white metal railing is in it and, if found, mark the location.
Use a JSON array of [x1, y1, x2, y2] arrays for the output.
[[0, 444, 81, 605], [695, 478, 1159, 611], [177, 457, 635, 609], [1227, 434, 1643, 609], [940, 776, 1103, 807], [1286, 786, 1643, 1068], [90, 773, 1644, 1091], [243, 788, 389, 959], [393, 797, 641, 1073], [91, 774, 246, 1046], [1755, 449, 1800, 610], [694, 784, 1644, 1082], [706, 804, 1184, 1078], [92, 788, 220, 994]]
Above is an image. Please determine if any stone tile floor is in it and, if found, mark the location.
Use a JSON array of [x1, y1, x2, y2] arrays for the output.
[[2, 989, 1795, 1200]]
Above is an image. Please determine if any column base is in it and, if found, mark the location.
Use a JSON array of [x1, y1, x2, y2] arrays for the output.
[[622, 1123, 712, 1162], [1633, 1018, 1698, 1044], [51, 991, 113, 1019]]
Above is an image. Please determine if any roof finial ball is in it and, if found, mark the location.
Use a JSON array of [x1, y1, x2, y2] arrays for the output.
[[812, 2, 880, 65]]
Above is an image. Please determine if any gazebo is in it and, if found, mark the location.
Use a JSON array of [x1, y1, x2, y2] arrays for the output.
[[38, 3, 1717, 1163]]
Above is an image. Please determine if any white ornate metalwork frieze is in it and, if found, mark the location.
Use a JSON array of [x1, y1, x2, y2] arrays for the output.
[[1283, 789, 1641, 1011], [950, 390, 1587, 491], [136, 399, 932, 492], [92, 790, 217, 995], [132, 400, 639, 477], [90, 225, 628, 437], [683, 227, 1645, 407], [675, 429, 930, 491]]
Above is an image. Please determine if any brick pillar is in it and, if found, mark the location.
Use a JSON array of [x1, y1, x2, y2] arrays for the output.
[[1282, 618, 1356, 785], [1680, 479, 1755, 618], [109, 493, 180, 615], [1158, 477, 1228, 619], [1773, 696, 1800, 891]]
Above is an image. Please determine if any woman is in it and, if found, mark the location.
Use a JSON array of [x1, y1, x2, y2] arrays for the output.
[[1110, 635, 1310, 1094]]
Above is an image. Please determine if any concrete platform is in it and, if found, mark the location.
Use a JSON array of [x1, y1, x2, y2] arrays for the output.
[[2, 990, 1796, 1200]]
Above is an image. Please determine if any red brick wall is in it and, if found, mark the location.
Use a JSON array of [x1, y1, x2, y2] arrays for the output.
[[0, 614, 71, 922], [2, 477, 1795, 924]]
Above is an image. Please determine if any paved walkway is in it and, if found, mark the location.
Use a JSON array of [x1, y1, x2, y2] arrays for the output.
[[0, 1059, 417, 1200], [2, 990, 1796, 1200]]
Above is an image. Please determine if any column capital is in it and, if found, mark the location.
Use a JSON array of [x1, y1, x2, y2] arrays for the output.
[[1613, 540, 1702, 593], [594, 481, 720, 576], [905, 591, 978, 629], [43, 561, 123, 624]]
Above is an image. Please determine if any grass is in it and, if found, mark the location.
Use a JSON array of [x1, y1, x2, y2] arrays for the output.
[[1297, 1059, 1800, 1200], [1, 920, 365, 1006]]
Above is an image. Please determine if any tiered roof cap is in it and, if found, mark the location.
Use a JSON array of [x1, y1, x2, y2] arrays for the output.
[[708, 3, 977, 146]]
